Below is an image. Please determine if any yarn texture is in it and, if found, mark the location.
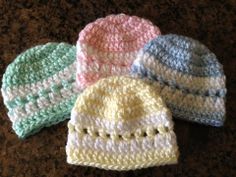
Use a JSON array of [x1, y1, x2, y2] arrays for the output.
[[66, 76, 179, 170], [1, 42, 80, 138], [131, 34, 226, 126], [76, 13, 161, 89]]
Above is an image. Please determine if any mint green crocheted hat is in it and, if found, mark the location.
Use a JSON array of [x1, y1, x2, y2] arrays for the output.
[[1, 42, 80, 138]]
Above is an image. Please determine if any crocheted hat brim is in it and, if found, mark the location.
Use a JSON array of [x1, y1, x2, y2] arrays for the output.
[[128, 76, 226, 126], [66, 148, 178, 171], [66, 109, 179, 170]]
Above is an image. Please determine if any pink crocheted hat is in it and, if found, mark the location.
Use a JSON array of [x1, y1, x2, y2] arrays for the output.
[[76, 14, 161, 88]]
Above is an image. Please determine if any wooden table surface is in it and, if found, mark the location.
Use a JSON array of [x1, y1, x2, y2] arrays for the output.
[[0, 1, 235, 177]]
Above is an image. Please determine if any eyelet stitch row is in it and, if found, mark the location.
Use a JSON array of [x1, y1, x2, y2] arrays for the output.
[[74, 126, 170, 140], [135, 67, 226, 97]]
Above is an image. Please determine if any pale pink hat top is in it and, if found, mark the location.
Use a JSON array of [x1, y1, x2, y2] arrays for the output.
[[76, 14, 161, 88]]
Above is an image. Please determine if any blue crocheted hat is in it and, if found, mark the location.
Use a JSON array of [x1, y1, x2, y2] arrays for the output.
[[1, 42, 81, 138], [131, 34, 226, 126]]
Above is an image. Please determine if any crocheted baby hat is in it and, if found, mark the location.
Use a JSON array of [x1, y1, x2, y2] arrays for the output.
[[76, 13, 161, 89], [66, 76, 179, 170], [1, 42, 80, 138], [131, 34, 226, 126]]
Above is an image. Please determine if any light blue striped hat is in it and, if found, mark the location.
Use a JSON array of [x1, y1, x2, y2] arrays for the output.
[[131, 34, 226, 126]]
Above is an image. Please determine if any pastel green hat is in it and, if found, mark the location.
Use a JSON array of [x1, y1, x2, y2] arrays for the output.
[[1, 42, 80, 138]]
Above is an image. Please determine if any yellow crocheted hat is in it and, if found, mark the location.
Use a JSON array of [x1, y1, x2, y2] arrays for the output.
[[66, 76, 179, 170]]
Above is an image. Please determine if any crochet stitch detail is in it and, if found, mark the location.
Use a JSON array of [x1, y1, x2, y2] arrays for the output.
[[76, 13, 161, 89], [131, 34, 226, 126], [1, 42, 81, 138], [66, 76, 179, 170]]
